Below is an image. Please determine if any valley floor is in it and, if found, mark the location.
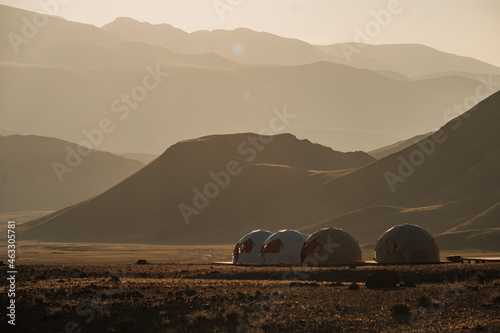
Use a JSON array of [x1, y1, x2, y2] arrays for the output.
[[7, 240, 500, 265], [1, 263, 499, 332]]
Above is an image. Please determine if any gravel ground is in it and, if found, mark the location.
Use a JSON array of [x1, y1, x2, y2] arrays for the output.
[[1, 263, 499, 332]]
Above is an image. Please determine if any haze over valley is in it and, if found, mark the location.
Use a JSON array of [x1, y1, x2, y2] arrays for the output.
[[2, 2, 500, 332], [0, 3, 499, 253]]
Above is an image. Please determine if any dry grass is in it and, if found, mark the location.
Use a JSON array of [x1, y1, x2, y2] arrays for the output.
[[0, 263, 499, 332], [6, 241, 235, 264], [5, 240, 500, 265]]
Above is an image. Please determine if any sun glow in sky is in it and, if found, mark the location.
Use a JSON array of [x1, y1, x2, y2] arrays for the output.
[[1, 0, 499, 66]]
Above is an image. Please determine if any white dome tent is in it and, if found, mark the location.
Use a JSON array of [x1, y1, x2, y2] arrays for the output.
[[259, 229, 307, 265], [375, 224, 440, 264], [232, 229, 272, 264], [301, 227, 362, 265]]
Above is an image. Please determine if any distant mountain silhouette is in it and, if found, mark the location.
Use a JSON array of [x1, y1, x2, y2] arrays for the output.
[[114, 42, 240, 69], [0, 135, 144, 212], [0, 126, 19, 136], [102, 17, 500, 76], [405, 75, 500, 98], [1, 5, 499, 154], [102, 17, 210, 55], [369, 133, 434, 159], [0, 5, 126, 63], [4, 58, 491, 154], [317, 43, 500, 77], [103, 18, 339, 66], [118, 152, 160, 164]]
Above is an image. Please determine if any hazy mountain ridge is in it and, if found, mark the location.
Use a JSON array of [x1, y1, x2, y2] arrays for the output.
[[2, 4, 499, 250], [4, 57, 489, 154], [0, 135, 144, 212], [316, 43, 500, 77], [0, 5, 127, 62], [369, 133, 434, 159], [21, 92, 500, 250], [102, 17, 500, 76], [1, 4, 499, 154]]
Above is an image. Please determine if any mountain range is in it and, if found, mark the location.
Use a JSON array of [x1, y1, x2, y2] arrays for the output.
[[21, 91, 500, 250], [1, 4, 499, 250], [0, 135, 143, 212], [1, 4, 499, 155]]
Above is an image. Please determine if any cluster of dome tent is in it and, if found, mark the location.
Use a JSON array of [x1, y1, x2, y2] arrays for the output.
[[232, 224, 440, 265]]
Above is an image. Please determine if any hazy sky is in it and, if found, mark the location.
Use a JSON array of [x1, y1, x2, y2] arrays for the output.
[[1, 0, 499, 66]]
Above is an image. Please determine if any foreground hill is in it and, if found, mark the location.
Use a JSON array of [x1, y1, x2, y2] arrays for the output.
[[0, 135, 144, 212], [22, 92, 500, 250], [294, 90, 500, 249], [318, 89, 500, 207], [21, 134, 373, 242]]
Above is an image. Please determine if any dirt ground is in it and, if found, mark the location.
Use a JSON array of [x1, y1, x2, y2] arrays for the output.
[[5, 240, 499, 265], [1, 262, 499, 332]]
